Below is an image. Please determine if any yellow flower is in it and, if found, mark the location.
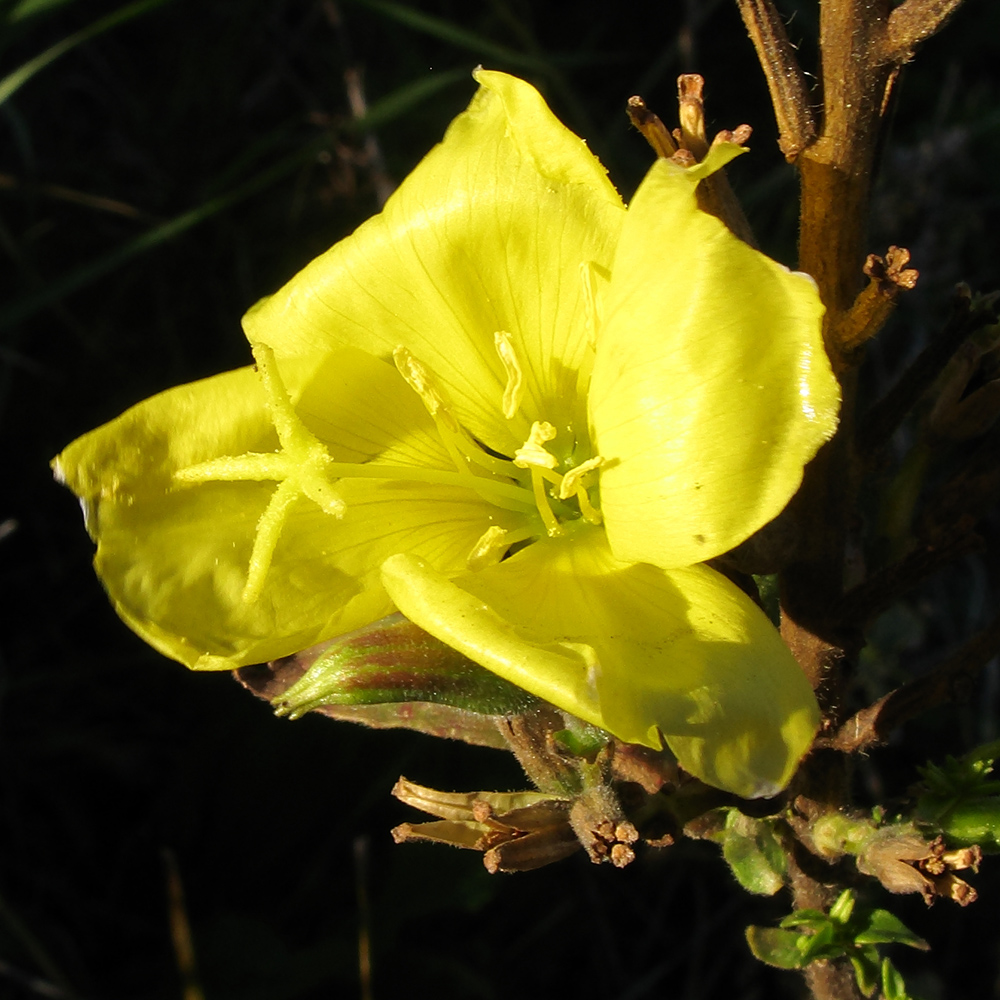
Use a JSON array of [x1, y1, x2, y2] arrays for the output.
[[53, 71, 839, 797]]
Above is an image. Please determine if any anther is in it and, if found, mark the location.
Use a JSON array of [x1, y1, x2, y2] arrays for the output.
[[513, 421, 558, 471], [580, 261, 608, 350], [558, 456, 604, 500], [494, 331, 524, 420], [393, 346, 459, 432]]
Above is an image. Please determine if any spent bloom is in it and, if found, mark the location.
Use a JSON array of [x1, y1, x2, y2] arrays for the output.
[[54, 71, 839, 798]]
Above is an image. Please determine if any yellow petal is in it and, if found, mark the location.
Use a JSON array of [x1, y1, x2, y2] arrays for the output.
[[54, 349, 524, 669], [243, 69, 625, 454], [382, 527, 819, 797], [590, 150, 840, 568]]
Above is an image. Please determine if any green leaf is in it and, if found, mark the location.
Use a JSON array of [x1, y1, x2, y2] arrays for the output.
[[881, 957, 912, 1000], [854, 909, 929, 950], [745, 927, 806, 969], [721, 810, 788, 895], [850, 947, 881, 998]]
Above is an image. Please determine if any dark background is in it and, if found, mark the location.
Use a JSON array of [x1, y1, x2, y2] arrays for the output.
[[2, 1, 999, 997]]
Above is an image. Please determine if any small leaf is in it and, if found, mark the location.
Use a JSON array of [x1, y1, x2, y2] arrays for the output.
[[850, 947, 881, 998], [881, 957, 912, 1000], [854, 909, 929, 950], [721, 811, 787, 895], [745, 927, 806, 969]]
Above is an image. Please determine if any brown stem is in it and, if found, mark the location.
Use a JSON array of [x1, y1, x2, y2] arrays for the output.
[[734, 0, 817, 160], [787, 850, 865, 1000], [798, 0, 895, 345], [794, 0, 965, 360]]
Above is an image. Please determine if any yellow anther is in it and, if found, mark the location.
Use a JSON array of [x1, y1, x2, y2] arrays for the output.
[[465, 524, 511, 572], [467, 525, 509, 570], [466, 524, 537, 570], [513, 421, 558, 470], [580, 260, 609, 350], [393, 346, 458, 432], [494, 331, 524, 420], [558, 456, 604, 500]]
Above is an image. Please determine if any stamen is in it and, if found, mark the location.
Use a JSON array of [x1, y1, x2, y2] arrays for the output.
[[494, 331, 524, 420], [393, 346, 458, 432], [576, 487, 603, 525], [530, 468, 563, 537], [467, 525, 507, 570], [558, 456, 604, 500], [391, 345, 537, 509], [580, 261, 609, 350], [393, 344, 497, 481], [513, 421, 558, 471], [466, 524, 535, 571]]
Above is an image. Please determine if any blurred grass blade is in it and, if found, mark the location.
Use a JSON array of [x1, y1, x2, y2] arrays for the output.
[[0, 140, 322, 332], [4, 0, 77, 24], [352, 68, 468, 131], [346, 0, 551, 74], [0, 66, 473, 331], [0, 0, 171, 106]]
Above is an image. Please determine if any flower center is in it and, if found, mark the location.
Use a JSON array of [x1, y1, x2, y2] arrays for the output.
[[398, 335, 604, 564], [173, 339, 602, 602]]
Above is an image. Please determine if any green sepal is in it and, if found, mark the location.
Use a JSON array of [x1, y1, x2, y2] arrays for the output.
[[551, 718, 612, 760], [829, 887, 856, 924], [779, 909, 829, 931], [796, 921, 840, 964], [273, 612, 540, 719]]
